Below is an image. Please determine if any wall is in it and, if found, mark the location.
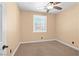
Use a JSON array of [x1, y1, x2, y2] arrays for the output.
[[5, 3, 20, 55], [56, 3, 79, 48], [20, 11, 56, 42]]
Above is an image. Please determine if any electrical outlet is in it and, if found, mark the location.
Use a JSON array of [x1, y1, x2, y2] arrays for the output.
[[10, 49, 12, 53], [72, 41, 74, 44], [41, 36, 43, 39]]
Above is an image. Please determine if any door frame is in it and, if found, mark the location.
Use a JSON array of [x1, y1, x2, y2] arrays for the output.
[[2, 3, 7, 56]]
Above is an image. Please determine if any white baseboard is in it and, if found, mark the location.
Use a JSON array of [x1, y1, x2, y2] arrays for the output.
[[12, 42, 21, 56], [12, 39, 56, 56], [56, 39, 79, 51], [21, 39, 57, 44], [21, 39, 79, 51], [12, 39, 79, 56]]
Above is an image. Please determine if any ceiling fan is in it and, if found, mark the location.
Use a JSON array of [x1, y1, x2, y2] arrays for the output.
[[45, 2, 62, 13]]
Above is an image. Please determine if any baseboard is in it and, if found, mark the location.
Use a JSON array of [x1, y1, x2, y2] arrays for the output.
[[56, 39, 79, 51], [21, 39, 57, 44], [12, 39, 79, 56], [12, 42, 21, 56], [21, 39, 79, 51], [12, 39, 56, 56]]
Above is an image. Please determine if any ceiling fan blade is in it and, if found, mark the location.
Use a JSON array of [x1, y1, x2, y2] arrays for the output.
[[54, 2, 61, 5], [54, 6, 62, 10], [49, 2, 53, 4], [49, 2, 61, 5]]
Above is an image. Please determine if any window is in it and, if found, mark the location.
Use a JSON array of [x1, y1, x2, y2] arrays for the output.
[[33, 15, 47, 32]]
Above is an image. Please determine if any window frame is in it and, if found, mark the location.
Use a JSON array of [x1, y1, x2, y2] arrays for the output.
[[33, 15, 47, 32]]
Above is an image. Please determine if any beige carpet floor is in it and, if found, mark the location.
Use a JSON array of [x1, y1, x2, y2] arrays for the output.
[[14, 40, 79, 56]]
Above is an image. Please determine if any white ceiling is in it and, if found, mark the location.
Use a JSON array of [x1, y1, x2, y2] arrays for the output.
[[17, 2, 77, 14]]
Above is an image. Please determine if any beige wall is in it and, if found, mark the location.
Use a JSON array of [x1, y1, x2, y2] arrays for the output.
[[20, 11, 56, 42], [56, 3, 79, 48], [5, 3, 20, 55]]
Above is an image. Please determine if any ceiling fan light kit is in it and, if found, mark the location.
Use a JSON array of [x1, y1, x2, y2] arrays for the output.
[[47, 2, 54, 9], [47, 5, 53, 9]]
